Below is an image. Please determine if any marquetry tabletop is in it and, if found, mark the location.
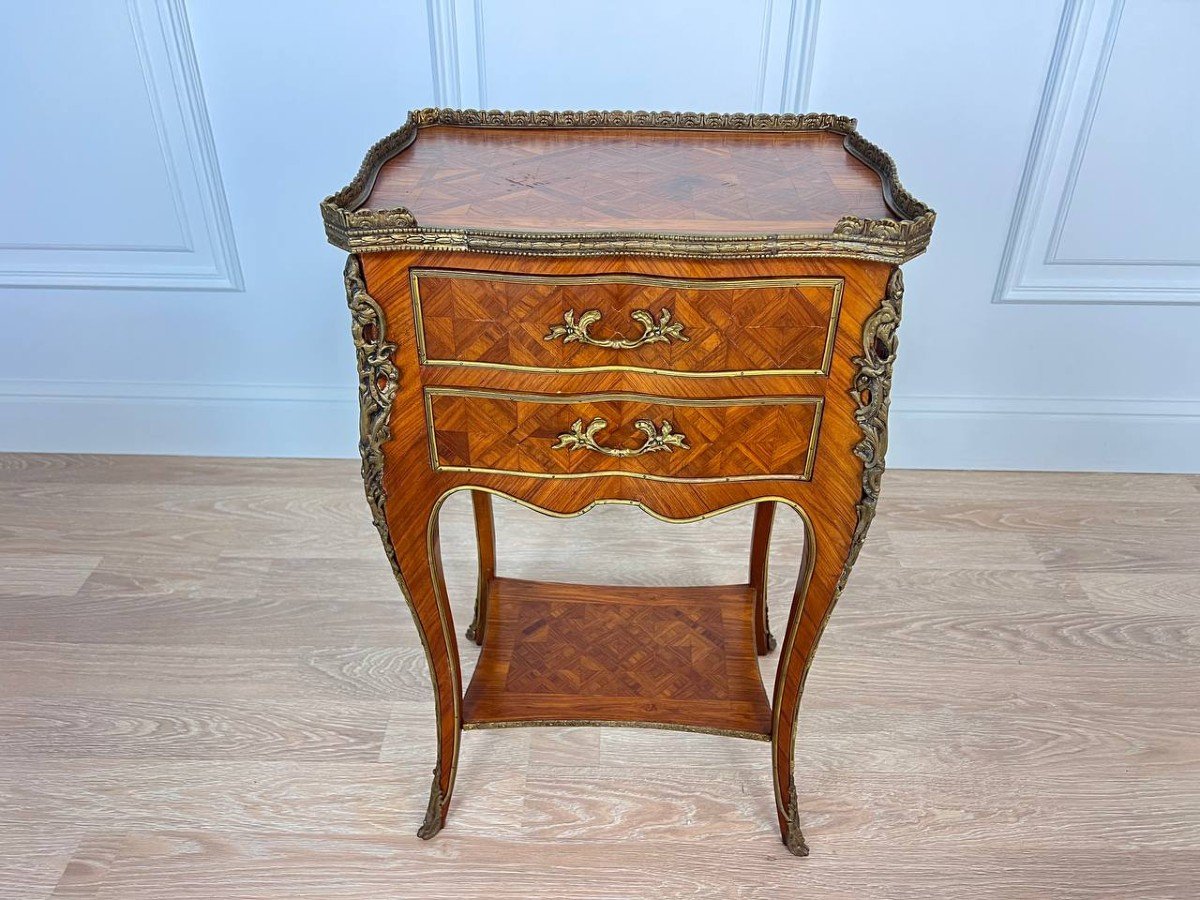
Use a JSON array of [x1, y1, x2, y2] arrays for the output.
[[363, 126, 894, 234]]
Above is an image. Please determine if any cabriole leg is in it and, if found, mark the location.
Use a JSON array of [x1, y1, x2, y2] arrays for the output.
[[770, 509, 858, 857], [770, 266, 902, 855], [388, 497, 463, 839]]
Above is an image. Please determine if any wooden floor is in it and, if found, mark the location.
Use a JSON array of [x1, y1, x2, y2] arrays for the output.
[[1, 454, 1198, 899]]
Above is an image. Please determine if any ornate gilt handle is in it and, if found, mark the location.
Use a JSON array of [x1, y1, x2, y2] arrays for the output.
[[544, 308, 689, 349], [551, 417, 690, 458]]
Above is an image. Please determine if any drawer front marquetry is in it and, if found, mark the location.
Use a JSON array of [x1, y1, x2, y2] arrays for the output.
[[411, 269, 843, 377], [424, 388, 823, 482]]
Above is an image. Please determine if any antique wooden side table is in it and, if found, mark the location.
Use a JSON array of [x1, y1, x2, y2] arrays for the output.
[[320, 109, 933, 855]]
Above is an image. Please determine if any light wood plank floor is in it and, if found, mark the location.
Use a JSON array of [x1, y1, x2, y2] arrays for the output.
[[1, 453, 1198, 899]]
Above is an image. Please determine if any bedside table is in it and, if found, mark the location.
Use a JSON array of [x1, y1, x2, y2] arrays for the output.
[[320, 109, 934, 855]]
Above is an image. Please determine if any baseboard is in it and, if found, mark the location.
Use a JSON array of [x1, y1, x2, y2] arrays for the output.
[[0, 380, 359, 459], [888, 395, 1200, 473], [1, 381, 1198, 472]]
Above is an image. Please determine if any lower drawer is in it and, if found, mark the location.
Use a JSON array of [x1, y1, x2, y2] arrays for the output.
[[424, 388, 823, 483]]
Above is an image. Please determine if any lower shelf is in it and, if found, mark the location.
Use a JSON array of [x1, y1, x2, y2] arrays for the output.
[[461, 577, 773, 740]]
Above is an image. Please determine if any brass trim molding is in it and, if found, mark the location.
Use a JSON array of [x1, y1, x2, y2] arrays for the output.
[[462, 718, 771, 742], [410, 268, 844, 378], [422, 386, 824, 483], [321, 108, 934, 262]]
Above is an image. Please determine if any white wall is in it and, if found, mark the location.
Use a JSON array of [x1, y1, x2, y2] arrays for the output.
[[1, 0, 1197, 472]]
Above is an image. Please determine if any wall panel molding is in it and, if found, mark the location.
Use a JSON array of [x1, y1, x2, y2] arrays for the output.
[[0, 0, 242, 291], [994, 0, 1200, 306], [466, 0, 488, 108], [427, 0, 486, 108], [3, 1, 1176, 469], [752, 0, 820, 113], [426, 0, 462, 106], [430, 1, 819, 114], [775, 0, 820, 112]]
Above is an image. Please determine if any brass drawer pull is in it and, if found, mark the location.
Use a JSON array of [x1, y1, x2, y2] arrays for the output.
[[544, 308, 689, 349], [551, 417, 690, 458]]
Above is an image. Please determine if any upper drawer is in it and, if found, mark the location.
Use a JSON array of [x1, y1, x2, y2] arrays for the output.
[[410, 269, 843, 377]]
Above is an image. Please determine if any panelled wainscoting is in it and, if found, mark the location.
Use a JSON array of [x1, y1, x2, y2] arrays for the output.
[[1, 1, 1198, 470]]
